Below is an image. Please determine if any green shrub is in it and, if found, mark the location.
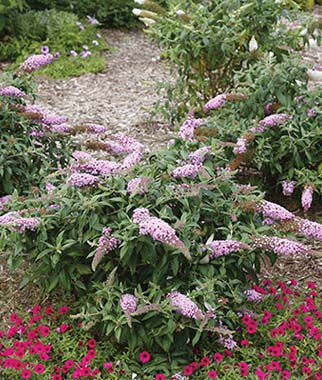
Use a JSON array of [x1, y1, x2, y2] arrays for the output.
[[0, 9, 107, 78], [143, 0, 314, 121], [0, 74, 72, 195], [3, 122, 319, 353], [25, 0, 168, 29], [203, 56, 322, 203]]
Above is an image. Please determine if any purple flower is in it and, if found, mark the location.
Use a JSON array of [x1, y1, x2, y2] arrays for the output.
[[233, 136, 247, 154], [121, 150, 143, 170], [282, 180, 295, 197], [85, 124, 107, 134], [0, 86, 26, 98], [120, 294, 138, 313], [81, 51, 92, 58], [76, 21, 84, 30], [92, 40, 99, 46], [0, 195, 12, 211], [0, 212, 40, 233], [258, 113, 291, 129], [204, 94, 227, 111], [219, 335, 238, 350], [178, 115, 204, 141], [245, 289, 263, 302], [301, 185, 313, 212], [71, 150, 121, 176], [70, 50, 78, 57], [54, 51, 60, 59], [40, 46, 50, 54], [92, 227, 120, 270], [297, 218, 322, 241], [45, 182, 55, 194], [50, 124, 74, 134], [258, 201, 295, 222], [208, 240, 250, 259], [20, 54, 53, 73], [254, 236, 309, 255], [96, 33, 102, 39], [67, 173, 100, 187], [127, 177, 149, 195], [189, 146, 211, 165], [307, 108, 317, 118], [172, 163, 201, 178], [167, 291, 204, 320], [86, 15, 99, 25], [132, 208, 190, 258]]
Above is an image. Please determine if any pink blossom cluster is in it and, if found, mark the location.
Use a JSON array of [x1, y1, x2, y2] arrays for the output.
[[20, 53, 53, 73], [204, 94, 227, 111], [67, 173, 100, 187], [245, 289, 264, 302], [22, 105, 68, 127], [172, 163, 201, 178], [258, 113, 292, 129], [189, 146, 211, 165], [127, 177, 149, 194], [258, 201, 295, 222], [0, 195, 12, 211], [254, 236, 309, 256], [178, 115, 204, 141], [96, 227, 120, 257], [0, 211, 40, 233], [297, 219, 322, 241], [0, 86, 26, 98], [50, 124, 74, 134], [71, 152, 121, 176], [208, 240, 249, 259], [167, 291, 204, 320], [84, 124, 107, 134], [233, 137, 248, 154], [132, 208, 185, 251], [282, 180, 295, 196], [301, 185, 313, 212], [119, 294, 138, 313]]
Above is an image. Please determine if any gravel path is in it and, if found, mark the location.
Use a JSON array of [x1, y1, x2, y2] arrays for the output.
[[36, 29, 174, 148]]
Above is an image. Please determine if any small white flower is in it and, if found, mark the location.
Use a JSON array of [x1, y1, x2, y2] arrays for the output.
[[134, 0, 145, 3], [132, 374, 138, 379], [299, 28, 308, 36], [249, 36, 258, 52], [308, 69, 322, 81], [176, 9, 185, 15], [139, 17, 156, 26], [132, 8, 142, 16]]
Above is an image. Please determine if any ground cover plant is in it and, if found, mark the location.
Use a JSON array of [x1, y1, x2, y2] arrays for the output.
[[0, 9, 106, 79], [0, 279, 321, 379]]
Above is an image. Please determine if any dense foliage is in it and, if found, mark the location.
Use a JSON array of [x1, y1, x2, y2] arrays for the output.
[[0, 279, 321, 379], [0, 10, 106, 79], [24, 0, 168, 29], [142, 0, 315, 120], [203, 57, 322, 204], [0, 74, 72, 195]]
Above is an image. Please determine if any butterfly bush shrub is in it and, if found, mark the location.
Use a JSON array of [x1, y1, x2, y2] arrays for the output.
[[139, 0, 314, 120], [0, 74, 73, 195], [203, 57, 322, 206], [1, 113, 321, 354]]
